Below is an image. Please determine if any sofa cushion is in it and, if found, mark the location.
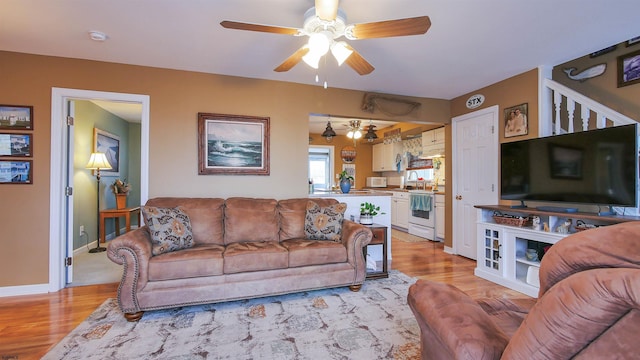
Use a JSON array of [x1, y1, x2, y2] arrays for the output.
[[224, 198, 279, 245], [148, 244, 225, 281], [278, 198, 339, 241], [223, 242, 288, 274], [282, 239, 347, 267], [142, 206, 194, 255], [145, 197, 225, 246], [304, 201, 347, 242]]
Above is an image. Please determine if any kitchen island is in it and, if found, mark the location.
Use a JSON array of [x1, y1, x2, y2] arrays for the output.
[[310, 190, 392, 271]]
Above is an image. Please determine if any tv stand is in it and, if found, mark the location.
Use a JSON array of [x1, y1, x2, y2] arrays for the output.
[[473, 204, 640, 297], [536, 206, 578, 213], [510, 200, 527, 209], [597, 205, 616, 216]]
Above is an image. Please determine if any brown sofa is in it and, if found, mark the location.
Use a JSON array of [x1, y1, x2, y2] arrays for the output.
[[107, 197, 372, 321], [408, 221, 640, 359]]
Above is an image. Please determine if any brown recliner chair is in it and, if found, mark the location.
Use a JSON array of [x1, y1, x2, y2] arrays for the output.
[[408, 221, 640, 359]]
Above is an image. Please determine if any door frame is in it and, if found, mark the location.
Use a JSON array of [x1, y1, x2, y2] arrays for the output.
[[451, 105, 499, 256], [49, 88, 150, 292]]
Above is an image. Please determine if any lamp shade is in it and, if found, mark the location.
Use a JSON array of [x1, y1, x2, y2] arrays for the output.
[[321, 121, 337, 140], [85, 152, 112, 170], [330, 41, 353, 66]]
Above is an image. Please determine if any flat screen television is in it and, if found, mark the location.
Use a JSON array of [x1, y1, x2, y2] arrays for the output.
[[501, 123, 638, 207]]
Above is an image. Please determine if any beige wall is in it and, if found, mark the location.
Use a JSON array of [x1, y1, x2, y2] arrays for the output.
[[553, 43, 640, 120], [443, 68, 540, 248], [0, 51, 450, 287]]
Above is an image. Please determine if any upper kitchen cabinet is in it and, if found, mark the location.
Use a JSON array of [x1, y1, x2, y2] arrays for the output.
[[372, 142, 403, 172], [422, 127, 445, 158]]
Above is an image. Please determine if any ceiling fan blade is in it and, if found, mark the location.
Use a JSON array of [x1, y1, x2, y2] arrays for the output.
[[344, 45, 374, 75], [274, 46, 310, 72], [349, 16, 431, 39], [220, 20, 300, 35], [315, 0, 339, 21]]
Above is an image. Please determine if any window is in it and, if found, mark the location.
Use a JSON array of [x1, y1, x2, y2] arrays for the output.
[[309, 146, 334, 190]]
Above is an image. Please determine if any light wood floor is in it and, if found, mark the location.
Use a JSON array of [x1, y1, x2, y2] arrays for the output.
[[0, 236, 530, 359]]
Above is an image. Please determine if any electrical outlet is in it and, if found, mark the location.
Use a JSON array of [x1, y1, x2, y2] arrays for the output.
[[79, 225, 84, 236]]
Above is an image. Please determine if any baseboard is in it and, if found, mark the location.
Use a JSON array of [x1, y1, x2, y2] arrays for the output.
[[0, 283, 49, 297], [443, 246, 454, 254], [74, 226, 139, 254]]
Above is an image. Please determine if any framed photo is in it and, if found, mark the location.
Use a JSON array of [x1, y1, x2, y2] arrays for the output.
[[198, 113, 270, 175], [504, 103, 528, 138], [549, 144, 583, 179], [94, 128, 120, 176], [0, 160, 32, 184], [626, 36, 640, 47], [0, 105, 33, 130], [0, 133, 32, 157], [617, 49, 640, 87]]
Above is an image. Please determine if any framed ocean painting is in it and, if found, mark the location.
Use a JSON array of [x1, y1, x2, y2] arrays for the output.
[[198, 113, 270, 175]]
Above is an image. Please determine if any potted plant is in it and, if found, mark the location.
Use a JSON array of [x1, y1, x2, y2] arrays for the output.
[[338, 170, 353, 194], [359, 202, 384, 225], [111, 179, 131, 209]]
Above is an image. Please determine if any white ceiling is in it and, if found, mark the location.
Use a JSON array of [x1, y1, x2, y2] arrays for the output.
[[2, 1, 639, 103]]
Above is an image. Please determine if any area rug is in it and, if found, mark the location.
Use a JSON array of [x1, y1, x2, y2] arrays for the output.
[[43, 271, 421, 360]]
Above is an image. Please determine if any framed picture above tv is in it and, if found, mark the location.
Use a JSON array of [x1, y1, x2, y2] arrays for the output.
[[617, 49, 640, 87]]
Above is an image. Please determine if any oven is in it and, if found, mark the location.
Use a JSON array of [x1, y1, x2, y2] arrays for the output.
[[408, 191, 435, 240]]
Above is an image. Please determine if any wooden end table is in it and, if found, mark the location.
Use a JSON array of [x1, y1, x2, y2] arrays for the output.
[[99, 206, 141, 244], [364, 223, 389, 279]]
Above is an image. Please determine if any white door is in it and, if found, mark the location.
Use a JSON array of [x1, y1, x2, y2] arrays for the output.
[[452, 106, 499, 259]]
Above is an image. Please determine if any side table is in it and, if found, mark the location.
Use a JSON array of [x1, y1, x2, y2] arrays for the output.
[[99, 207, 141, 244], [364, 223, 389, 279]]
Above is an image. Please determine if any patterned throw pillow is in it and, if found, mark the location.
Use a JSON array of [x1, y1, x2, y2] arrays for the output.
[[304, 201, 347, 242], [142, 206, 194, 255]]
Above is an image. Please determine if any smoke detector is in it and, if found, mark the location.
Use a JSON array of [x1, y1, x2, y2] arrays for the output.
[[88, 31, 108, 42]]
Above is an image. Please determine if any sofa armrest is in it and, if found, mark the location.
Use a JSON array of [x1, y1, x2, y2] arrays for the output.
[[341, 220, 372, 283], [408, 279, 509, 360], [107, 227, 153, 312]]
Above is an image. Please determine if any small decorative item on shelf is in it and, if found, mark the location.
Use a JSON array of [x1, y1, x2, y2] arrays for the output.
[[574, 220, 599, 232], [359, 202, 384, 225], [492, 211, 532, 227], [555, 218, 573, 234], [525, 248, 539, 261], [338, 170, 353, 194], [111, 179, 131, 209], [532, 216, 542, 231]]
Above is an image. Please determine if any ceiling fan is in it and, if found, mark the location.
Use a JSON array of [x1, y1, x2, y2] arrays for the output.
[[220, 0, 431, 75]]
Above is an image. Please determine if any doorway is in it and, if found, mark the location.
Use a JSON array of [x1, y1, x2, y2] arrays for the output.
[[49, 88, 150, 292], [451, 105, 499, 260]]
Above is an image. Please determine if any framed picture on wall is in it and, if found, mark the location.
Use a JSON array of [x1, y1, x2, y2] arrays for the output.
[[617, 49, 640, 88], [94, 128, 121, 176], [0, 133, 32, 157], [0, 160, 32, 184], [0, 105, 33, 130], [198, 113, 270, 175], [504, 103, 528, 138]]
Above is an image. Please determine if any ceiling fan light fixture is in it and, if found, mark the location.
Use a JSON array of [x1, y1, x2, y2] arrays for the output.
[[302, 51, 322, 69], [330, 41, 353, 66], [307, 32, 331, 56]]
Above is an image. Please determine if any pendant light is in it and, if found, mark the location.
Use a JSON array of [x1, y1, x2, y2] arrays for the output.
[[364, 120, 378, 142], [321, 120, 337, 142]]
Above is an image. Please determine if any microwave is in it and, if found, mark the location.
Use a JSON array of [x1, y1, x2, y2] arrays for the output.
[[366, 177, 387, 188]]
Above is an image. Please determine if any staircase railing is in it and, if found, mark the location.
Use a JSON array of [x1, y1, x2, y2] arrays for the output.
[[541, 77, 639, 215], [542, 78, 636, 135]]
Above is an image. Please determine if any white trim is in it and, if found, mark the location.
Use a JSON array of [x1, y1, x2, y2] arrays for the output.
[[1, 284, 50, 297], [538, 66, 553, 137], [48, 88, 150, 293]]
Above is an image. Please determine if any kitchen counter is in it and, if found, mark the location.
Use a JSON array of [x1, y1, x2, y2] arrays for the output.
[[310, 190, 392, 197]]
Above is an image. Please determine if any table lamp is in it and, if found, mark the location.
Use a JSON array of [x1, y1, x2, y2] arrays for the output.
[[85, 152, 112, 253]]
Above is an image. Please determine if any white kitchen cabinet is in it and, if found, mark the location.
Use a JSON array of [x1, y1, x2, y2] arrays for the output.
[[391, 191, 409, 230], [422, 127, 445, 157], [372, 142, 402, 172], [435, 194, 445, 240]]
